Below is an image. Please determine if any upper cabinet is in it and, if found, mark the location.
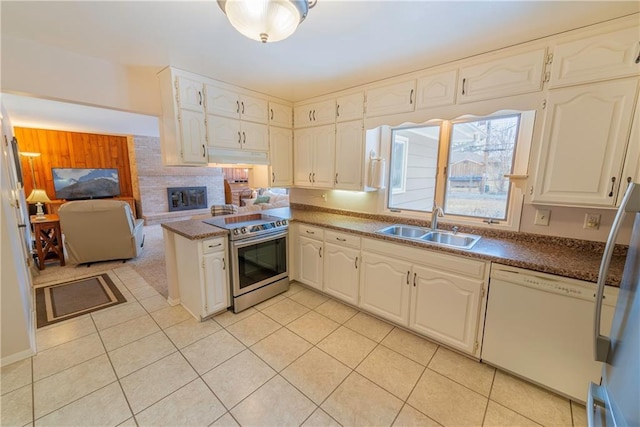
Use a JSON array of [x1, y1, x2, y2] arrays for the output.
[[549, 26, 640, 88], [457, 48, 547, 103], [158, 68, 208, 165], [365, 80, 416, 118], [415, 69, 458, 110], [269, 126, 294, 187], [336, 93, 364, 122], [335, 120, 364, 191], [532, 78, 639, 207], [294, 99, 336, 128], [205, 85, 269, 124], [269, 102, 293, 128]]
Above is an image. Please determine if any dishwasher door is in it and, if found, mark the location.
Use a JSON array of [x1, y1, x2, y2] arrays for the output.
[[482, 264, 618, 403]]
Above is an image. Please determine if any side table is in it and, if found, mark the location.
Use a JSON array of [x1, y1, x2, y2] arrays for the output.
[[30, 214, 65, 270]]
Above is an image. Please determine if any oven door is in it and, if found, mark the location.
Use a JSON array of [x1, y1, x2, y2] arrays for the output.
[[231, 231, 288, 297]]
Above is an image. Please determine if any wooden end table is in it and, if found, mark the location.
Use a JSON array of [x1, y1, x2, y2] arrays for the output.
[[30, 214, 65, 270]]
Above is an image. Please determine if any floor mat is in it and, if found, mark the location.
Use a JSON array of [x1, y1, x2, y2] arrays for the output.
[[35, 273, 126, 328]]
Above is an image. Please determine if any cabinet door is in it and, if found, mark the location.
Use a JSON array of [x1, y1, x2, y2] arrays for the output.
[[204, 85, 239, 119], [359, 251, 411, 326], [409, 265, 483, 355], [294, 104, 314, 128], [336, 93, 364, 123], [298, 236, 323, 290], [311, 99, 337, 126], [179, 109, 207, 164], [203, 251, 229, 315], [176, 77, 204, 112], [617, 96, 640, 203], [269, 102, 293, 127], [240, 95, 269, 124], [458, 48, 546, 103], [533, 78, 638, 206], [324, 243, 359, 305], [335, 120, 363, 191], [416, 69, 458, 110], [312, 124, 336, 188], [241, 121, 269, 151], [269, 127, 293, 187], [365, 80, 416, 118], [294, 128, 314, 186], [550, 27, 640, 88], [207, 115, 241, 149]]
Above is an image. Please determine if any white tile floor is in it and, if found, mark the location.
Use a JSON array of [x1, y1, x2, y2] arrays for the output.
[[1, 266, 588, 427]]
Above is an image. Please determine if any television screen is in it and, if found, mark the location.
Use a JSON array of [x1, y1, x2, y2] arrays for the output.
[[52, 168, 121, 200]]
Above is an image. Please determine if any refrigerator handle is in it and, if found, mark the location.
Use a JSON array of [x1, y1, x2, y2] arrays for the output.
[[594, 182, 639, 362], [587, 382, 607, 427]]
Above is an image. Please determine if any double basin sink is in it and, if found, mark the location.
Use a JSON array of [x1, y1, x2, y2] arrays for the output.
[[376, 224, 481, 250]]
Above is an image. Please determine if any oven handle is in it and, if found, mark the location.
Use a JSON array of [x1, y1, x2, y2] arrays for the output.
[[231, 230, 289, 248]]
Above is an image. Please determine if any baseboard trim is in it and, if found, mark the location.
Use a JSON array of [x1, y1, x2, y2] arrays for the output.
[[1, 347, 35, 368], [167, 296, 180, 306]]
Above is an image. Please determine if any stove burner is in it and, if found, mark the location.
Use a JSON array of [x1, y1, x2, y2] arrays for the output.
[[203, 213, 288, 240]]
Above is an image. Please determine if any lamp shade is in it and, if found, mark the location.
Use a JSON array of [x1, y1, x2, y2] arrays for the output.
[[218, 0, 309, 43], [26, 188, 52, 204]]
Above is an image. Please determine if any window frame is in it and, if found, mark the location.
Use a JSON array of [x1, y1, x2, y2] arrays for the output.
[[390, 135, 409, 195]]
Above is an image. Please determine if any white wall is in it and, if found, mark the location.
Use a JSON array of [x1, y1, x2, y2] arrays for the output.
[[1, 35, 161, 116]]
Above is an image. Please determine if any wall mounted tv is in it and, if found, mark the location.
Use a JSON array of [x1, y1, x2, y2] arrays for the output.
[[52, 168, 121, 200]]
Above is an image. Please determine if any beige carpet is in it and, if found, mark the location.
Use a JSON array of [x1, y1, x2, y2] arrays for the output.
[[32, 224, 169, 297]]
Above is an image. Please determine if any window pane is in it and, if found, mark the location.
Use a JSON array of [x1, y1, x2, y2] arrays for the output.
[[388, 125, 440, 212], [444, 115, 520, 220]]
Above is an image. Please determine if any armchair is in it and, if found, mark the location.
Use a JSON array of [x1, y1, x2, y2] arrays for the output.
[[58, 199, 144, 265]]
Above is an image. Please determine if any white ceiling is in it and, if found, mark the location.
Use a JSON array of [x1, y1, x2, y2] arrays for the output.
[[1, 1, 638, 135]]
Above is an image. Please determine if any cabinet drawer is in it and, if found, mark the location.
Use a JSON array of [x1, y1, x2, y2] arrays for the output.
[[202, 237, 225, 254], [298, 224, 324, 240], [324, 230, 361, 249]]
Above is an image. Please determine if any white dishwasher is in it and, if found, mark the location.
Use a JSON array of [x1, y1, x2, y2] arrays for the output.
[[482, 264, 618, 403]]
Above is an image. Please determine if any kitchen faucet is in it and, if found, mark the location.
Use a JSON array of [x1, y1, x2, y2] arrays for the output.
[[431, 202, 444, 230]]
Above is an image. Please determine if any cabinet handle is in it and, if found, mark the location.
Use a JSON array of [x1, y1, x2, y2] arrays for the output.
[[238, 132, 242, 144], [223, 258, 226, 270], [335, 173, 338, 184], [636, 42, 640, 64], [462, 78, 467, 95], [336, 237, 347, 242], [413, 272, 417, 287], [306, 230, 315, 234], [242, 131, 246, 144], [319, 247, 322, 258], [309, 110, 312, 121], [198, 91, 203, 106], [272, 172, 275, 183], [309, 172, 312, 183], [409, 89, 414, 104], [355, 256, 358, 269], [270, 108, 274, 120], [336, 104, 340, 117], [241, 101, 245, 114], [608, 176, 616, 197], [202, 144, 206, 158], [312, 110, 316, 121], [208, 243, 222, 248], [236, 100, 240, 114], [406, 271, 410, 285], [312, 172, 315, 183]]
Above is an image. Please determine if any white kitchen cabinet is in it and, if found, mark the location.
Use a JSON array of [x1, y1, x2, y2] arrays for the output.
[[415, 69, 458, 110], [206, 115, 269, 152], [532, 78, 639, 206], [293, 124, 336, 188], [174, 235, 229, 320], [365, 80, 416, 118], [298, 229, 324, 290], [336, 93, 364, 123], [269, 101, 293, 128], [549, 26, 640, 88], [409, 264, 484, 354], [323, 230, 361, 306], [269, 126, 293, 187], [294, 99, 336, 128], [617, 95, 640, 201], [359, 251, 412, 326], [457, 48, 546, 103], [334, 120, 364, 191], [205, 84, 269, 124], [157, 68, 208, 165]]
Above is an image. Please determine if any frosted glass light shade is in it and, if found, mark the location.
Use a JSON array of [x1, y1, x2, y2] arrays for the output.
[[218, 0, 309, 43]]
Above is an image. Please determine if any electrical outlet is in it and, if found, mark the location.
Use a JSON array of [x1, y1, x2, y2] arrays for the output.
[[321, 193, 327, 202], [584, 213, 601, 230], [534, 209, 550, 226]]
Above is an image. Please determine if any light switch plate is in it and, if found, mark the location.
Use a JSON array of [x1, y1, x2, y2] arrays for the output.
[[534, 209, 551, 226], [584, 213, 601, 230]]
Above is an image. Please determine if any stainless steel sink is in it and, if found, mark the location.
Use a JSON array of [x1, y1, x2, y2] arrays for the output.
[[420, 231, 481, 250], [376, 225, 430, 239], [376, 224, 481, 250]]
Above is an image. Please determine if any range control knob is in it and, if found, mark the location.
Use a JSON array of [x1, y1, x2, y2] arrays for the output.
[[233, 229, 239, 235], [240, 227, 247, 234], [282, 219, 287, 225], [276, 220, 282, 226]]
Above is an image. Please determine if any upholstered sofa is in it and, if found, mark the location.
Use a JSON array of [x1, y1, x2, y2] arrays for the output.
[[58, 199, 144, 265]]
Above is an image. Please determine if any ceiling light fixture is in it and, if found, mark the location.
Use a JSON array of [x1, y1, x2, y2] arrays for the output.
[[217, 0, 317, 43]]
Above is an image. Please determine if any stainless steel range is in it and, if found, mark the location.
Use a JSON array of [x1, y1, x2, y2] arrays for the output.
[[203, 213, 289, 312]]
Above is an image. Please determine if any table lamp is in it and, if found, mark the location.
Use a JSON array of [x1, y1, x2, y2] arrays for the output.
[[27, 188, 52, 220]]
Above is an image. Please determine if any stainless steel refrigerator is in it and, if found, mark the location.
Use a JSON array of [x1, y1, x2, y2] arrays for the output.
[[588, 182, 640, 426]]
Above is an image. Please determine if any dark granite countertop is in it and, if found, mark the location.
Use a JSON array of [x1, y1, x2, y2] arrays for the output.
[[162, 205, 626, 287]]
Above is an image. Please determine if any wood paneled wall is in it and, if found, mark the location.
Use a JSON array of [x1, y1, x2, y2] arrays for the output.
[[14, 127, 134, 200]]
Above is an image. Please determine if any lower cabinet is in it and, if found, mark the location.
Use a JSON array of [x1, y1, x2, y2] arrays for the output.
[[174, 235, 229, 320], [323, 231, 361, 306], [297, 224, 324, 290]]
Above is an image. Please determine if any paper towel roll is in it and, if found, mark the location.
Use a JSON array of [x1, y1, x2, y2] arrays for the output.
[[368, 158, 386, 189]]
